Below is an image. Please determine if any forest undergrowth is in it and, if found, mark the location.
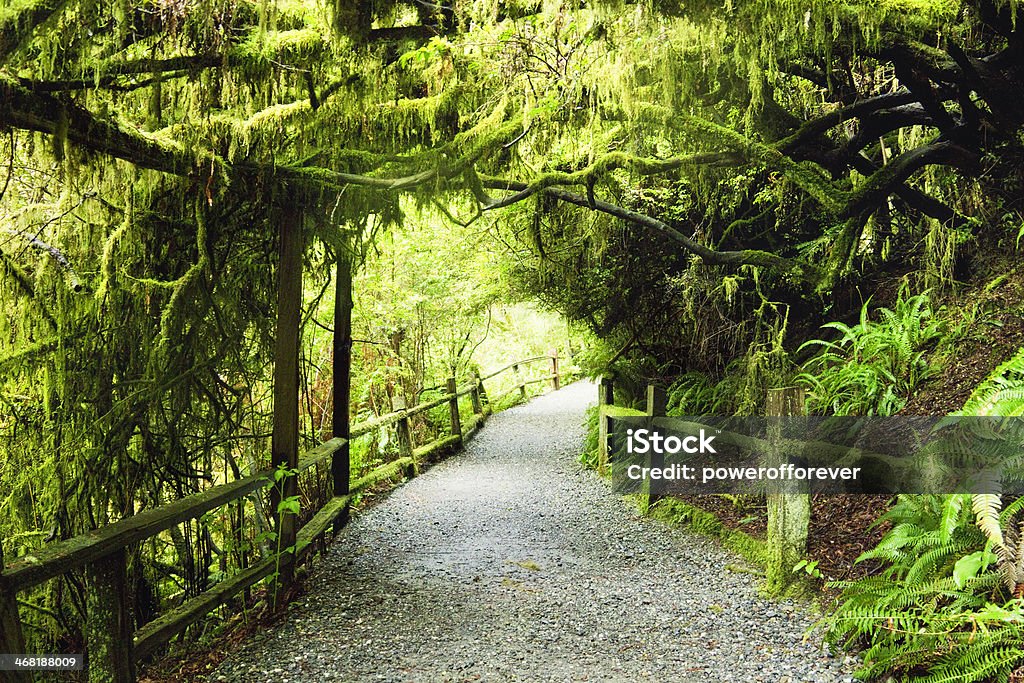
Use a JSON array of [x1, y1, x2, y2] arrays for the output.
[[580, 259, 1024, 682]]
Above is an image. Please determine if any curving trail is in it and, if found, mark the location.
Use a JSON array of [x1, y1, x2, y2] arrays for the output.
[[213, 381, 854, 683]]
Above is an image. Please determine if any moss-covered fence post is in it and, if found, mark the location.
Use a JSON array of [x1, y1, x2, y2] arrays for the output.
[[639, 384, 667, 514], [393, 395, 417, 478], [765, 387, 810, 595], [512, 363, 527, 400], [597, 376, 614, 471], [85, 549, 134, 683], [446, 377, 463, 440], [474, 369, 490, 415], [470, 378, 484, 415], [0, 543, 30, 683], [550, 351, 560, 390]]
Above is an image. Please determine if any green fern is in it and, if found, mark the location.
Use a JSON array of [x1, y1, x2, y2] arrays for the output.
[[959, 346, 1024, 594], [797, 286, 944, 416], [822, 494, 1024, 681]]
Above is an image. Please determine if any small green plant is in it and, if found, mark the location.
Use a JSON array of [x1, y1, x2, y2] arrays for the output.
[[578, 405, 600, 469], [822, 494, 1024, 681], [792, 559, 822, 579], [268, 462, 301, 606]]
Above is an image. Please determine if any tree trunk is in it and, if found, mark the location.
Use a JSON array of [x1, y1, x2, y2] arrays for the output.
[[270, 199, 302, 603]]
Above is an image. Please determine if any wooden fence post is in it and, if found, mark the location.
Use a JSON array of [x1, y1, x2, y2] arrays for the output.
[[765, 387, 810, 595], [392, 396, 417, 478], [85, 549, 135, 683], [0, 544, 30, 683], [640, 385, 667, 514], [512, 364, 527, 400], [446, 377, 462, 438], [470, 381, 483, 415], [474, 369, 490, 415], [597, 376, 614, 471], [270, 201, 302, 601], [550, 351, 560, 390], [332, 252, 352, 531]]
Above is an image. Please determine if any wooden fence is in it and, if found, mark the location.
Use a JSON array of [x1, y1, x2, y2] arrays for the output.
[[0, 355, 564, 683], [595, 376, 810, 592]]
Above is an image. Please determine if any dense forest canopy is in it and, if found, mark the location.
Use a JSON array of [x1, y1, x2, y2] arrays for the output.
[[4, 0, 1024, 677]]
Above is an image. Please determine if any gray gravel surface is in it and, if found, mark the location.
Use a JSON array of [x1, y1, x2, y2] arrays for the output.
[[213, 381, 856, 682]]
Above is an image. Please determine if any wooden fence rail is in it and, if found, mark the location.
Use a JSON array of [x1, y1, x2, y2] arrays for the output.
[[0, 354, 566, 683]]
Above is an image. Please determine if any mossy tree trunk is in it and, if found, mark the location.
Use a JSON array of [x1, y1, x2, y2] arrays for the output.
[[0, 543, 30, 683], [332, 251, 353, 531]]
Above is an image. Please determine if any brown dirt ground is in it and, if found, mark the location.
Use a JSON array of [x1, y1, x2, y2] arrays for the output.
[[900, 267, 1024, 415]]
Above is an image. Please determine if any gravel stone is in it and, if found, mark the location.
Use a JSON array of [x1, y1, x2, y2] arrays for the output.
[[213, 381, 856, 682]]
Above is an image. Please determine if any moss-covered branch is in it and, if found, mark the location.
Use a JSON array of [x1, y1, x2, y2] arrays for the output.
[[480, 150, 744, 210], [0, 75, 206, 176], [481, 177, 823, 284]]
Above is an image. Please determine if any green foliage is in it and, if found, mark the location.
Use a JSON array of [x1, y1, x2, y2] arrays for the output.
[[957, 349, 1024, 595], [822, 494, 1024, 682], [792, 558, 823, 579], [3, 0, 1024, 669], [798, 287, 944, 415], [961, 346, 1024, 418], [667, 372, 727, 415]]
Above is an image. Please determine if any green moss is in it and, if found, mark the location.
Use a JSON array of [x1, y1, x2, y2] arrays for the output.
[[646, 497, 768, 569], [642, 497, 818, 599]]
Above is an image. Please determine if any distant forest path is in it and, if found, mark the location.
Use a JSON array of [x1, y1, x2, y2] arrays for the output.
[[213, 381, 853, 682]]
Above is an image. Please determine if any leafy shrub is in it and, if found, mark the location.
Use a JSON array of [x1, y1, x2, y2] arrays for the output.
[[824, 349, 1024, 682], [578, 405, 601, 470], [823, 495, 1024, 682], [666, 371, 733, 415]]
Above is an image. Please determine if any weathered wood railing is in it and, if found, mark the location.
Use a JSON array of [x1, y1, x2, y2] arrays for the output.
[[0, 354, 566, 683]]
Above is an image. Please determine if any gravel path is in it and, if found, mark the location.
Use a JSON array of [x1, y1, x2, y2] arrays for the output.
[[213, 381, 855, 683]]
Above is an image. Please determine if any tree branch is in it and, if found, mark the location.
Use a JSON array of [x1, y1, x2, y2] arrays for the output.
[[480, 177, 822, 283], [845, 137, 978, 219], [475, 150, 744, 210], [0, 76, 203, 176], [20, 71, 191, 93], [776, 91, 919, 155]]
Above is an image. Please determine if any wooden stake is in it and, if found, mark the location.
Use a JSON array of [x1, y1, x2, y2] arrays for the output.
[[597, 376, 614, 472], [332, 252, 352, 531], [393, 396, 416, 478], [640, 385, 667, 513], [0, 541, 29, 683], [513, 364, 526, 400], [85, 549, 134, 683], [447, 377, 462, 438]]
